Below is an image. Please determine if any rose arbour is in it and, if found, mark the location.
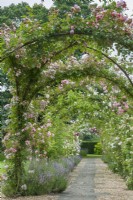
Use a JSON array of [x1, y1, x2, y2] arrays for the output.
[[0, 0, 133, 196]]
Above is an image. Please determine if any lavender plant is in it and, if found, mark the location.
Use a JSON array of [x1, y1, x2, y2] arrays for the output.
[[19, 156, 81, 195]]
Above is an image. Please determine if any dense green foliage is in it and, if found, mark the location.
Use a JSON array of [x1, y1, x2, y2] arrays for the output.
[[0, 70, 12, 151], [94, 142, 102, 155], [0, 2, 49, 149], [81, 141, 98, 154], [53, 0, 93, 17], [102, 110, 133, 189]]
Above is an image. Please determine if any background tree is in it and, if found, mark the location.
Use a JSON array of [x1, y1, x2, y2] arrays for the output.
[[0, 2, 48, 26], [0, 2, 30, 26], [53, 0, 93, 18]]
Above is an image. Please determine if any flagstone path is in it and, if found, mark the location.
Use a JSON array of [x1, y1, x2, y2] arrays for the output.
[[1, 158, 133, 200]]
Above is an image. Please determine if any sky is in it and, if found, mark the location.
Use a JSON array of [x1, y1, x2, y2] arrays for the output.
[[0, 0, 132, 16], [0, 0, 132, 10], [0, 0, 52, 8]]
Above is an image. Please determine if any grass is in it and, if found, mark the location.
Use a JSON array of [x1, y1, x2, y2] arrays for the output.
[[0, 161, 5, 176], [0, 153, 5, 176], [86, 154, 102, 158]]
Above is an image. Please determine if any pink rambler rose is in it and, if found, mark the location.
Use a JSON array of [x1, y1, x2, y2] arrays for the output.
[[47, 131, 51, 137], [71, 4, 81, 13], [25, 140, 30, 146], [70, 29, 74, 34], [61, 80, 70, 85], [9, 148, 17, 153], [116, 0, 127, 8], [96, 13, 104, 21], [117, 107, 125, 115]]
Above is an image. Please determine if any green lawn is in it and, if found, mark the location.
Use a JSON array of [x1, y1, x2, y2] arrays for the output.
[[0, 153, 5, 176], [86, 154, 102, 158], [0, 161, 5, 176]]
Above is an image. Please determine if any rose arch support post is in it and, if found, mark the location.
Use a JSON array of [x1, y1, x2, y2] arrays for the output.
[[3, 99, 30, 195]]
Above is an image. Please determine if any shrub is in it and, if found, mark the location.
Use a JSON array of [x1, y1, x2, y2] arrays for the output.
[[0, 153, 5, 161], [126, 176, 133, 190], [81, 141, 98, 154], [80, 149, 87, 157], [2, 182, 17, 197], [94, 142, 102, 155], [102, 113, 133, 190]]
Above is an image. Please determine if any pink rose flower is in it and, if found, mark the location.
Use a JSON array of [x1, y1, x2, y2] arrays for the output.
[[116, 0, 127, 8], [70, 29, 74, 34], [25, 140, 30, 146], [47, 131, 51, 137]]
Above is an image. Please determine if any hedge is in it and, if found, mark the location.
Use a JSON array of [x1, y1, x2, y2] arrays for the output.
[[80, 141, 98, 154]]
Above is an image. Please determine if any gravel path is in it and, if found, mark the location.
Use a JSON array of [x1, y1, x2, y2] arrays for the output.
[[94, 159, 133, 200], [58, 158, 96, 200], [1, 158, 133, 200]]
